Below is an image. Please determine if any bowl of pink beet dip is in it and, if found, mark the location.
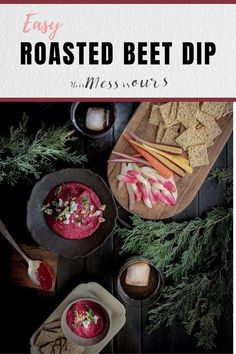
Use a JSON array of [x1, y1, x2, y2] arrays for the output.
[[61, 298, 111, 346]]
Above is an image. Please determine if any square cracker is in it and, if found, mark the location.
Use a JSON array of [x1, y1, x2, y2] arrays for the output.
[[176, 102, 199, 128], [43, 319, 61, 331], [35, 330, 61, 347], [201, 102, 225, 120], [149, 104, 163, 125], [65, 340, 85, 354], [40, 342, 55, 354], [156, 122, 165, 142], [161, 123, 182, 146], [196, 110, 222, 140], [222, 102, 233, 118], [175, 125, 207, 151], [159, 102, 178, 127], [188, 144, 209, 167]]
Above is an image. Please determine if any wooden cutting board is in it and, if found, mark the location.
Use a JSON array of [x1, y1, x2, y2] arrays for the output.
[[10, 244, 58, 292], [107, 102, 233, 219]]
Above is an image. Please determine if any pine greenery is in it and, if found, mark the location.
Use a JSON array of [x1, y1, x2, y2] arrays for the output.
[[209, 167, 233, 203], [0, 114, 87, 186], [118, 169, 233, 350], [209, 167, 233, 184]]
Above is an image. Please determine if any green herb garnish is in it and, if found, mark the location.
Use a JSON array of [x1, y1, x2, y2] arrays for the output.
[[82, 195, 89, 205], [87, 307, 95, 322], [51, 200, 59, 208]]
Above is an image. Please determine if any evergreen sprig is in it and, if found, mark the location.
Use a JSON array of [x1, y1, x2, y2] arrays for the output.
[[0, 115, 87, 186], [118, 206, 232, 349], [209, 167, 233, 184], [209, 167, 233, 204]]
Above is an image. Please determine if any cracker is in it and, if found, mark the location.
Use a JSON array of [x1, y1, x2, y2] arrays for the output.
[[159, 102, 177, 127], [40, 342, 55, 354], [196, 110, 222, 140], [176, 102, 199, 128], [201, 102, 225, 120], [156, 122, 165, 142], [168, 102, 178, 124], [65, 340, 85, 354], [161, 123, 182, 146], [175, 125, 206, 151], [35, 330, 61, 347], [43, 319, 61, 331], [188, 144, 209, 167], [221, 102, 233, 118], [149, 104, 163, 125]]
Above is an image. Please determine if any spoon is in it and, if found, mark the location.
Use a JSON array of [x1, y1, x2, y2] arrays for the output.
[[0, 219, 53, 291]]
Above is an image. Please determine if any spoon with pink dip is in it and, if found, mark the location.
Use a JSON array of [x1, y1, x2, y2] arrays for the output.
[[0, 219, 54, 291]]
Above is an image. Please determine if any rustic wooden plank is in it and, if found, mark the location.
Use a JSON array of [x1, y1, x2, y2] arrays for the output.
[[108, 103, 233, 220], [56, 257, 87, 297], [84, 126, 115, 353], [114, 297, 142, 353], [227, 133, 233, 167], [112, 103, 142, 353], [198, 147, 227, 213], [141, 301, 170, 353]]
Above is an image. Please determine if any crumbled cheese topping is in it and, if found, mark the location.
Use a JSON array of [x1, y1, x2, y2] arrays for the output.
[[72, 307, 99, 329], [42, 190, 106, 227]]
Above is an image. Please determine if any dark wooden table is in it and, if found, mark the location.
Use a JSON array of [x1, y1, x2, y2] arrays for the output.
[[0, 102, 233, 353]]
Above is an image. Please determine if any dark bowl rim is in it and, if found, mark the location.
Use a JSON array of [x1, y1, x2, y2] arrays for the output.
[[26, 168, 118, 259], [70, 102, 117, 139]]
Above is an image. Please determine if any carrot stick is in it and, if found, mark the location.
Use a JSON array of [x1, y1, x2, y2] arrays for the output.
[[128, 140, 186, 177], [123, 133, 172, 178], [128, 132, 183, 154]]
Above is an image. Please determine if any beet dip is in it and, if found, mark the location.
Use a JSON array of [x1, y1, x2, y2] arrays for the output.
[[66, 300, 106, 339], [36, 262, 53, 291], [42, 183, 106, 240]]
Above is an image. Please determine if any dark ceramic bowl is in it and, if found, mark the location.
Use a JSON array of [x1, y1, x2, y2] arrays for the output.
[[27, 169, 117, 258], [71, 102, 116, 139]]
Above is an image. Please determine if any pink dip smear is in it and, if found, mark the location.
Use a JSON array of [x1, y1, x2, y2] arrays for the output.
[[66, 300, 106, 339], [42, 183, 105, 240]]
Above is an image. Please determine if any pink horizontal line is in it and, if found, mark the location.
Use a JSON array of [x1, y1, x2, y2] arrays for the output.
[[1, 1, 236, 3], [0, 98, 234, 102]]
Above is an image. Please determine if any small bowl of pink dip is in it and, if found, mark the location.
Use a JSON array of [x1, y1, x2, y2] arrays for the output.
[[61, 298, 111, 346]]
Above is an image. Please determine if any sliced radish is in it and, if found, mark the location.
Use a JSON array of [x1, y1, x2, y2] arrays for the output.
[[154, 190, 171, 205], [169, 174, 178, 201], [118, 163, 127, 189], [141, 167, 176, 193], [117, 175, 137, 184], [112, 151, 150, 166], [140, 182, 153, 208], [130, 183, 142, 202], [162, 190, 177, 206], [149, 179, 166, 191], [126, 183, 135, 210]]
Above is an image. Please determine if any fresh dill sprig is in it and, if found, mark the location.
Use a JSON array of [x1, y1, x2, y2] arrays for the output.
[[0, 114, 87, 186]]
